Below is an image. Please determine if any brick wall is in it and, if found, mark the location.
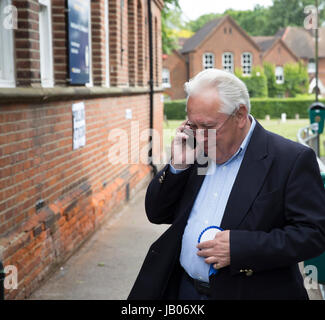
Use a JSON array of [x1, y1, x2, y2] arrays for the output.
[[0, 93, 163, 299], [163, 52, 187, 100], [263, 40, 298, 67], [13, 0, 41, 86], [0, 0, 164, 299], [192, 19, 262, 79]]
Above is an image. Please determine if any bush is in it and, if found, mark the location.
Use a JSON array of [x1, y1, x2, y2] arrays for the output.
[[284, 62, 309, 97], [249, 97, 322, 119], [164, 97, 325, 120], [235, 66, 268, 98], [164, 99, 187, 120], [263, 62, 285, 98]]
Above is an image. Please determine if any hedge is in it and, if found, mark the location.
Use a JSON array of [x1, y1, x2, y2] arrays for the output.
[[164, 97, 325, 120]]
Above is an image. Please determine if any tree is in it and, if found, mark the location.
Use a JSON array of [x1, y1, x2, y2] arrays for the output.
[[225, 6, 270, 36], [161, 0, 183, 54], [283, 62, 309, 97], [182, 0, 325, 37], [185, 13, 221, 32]]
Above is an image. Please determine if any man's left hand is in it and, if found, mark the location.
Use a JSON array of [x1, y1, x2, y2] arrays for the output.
[[196, 230, 230, 270]]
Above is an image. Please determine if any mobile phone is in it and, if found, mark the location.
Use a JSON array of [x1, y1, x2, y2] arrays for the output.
[[183, 127, 196, 149]]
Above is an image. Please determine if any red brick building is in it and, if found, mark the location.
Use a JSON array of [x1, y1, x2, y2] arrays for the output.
[[163, 15, 322, 100], [0, 0, 164, 299]]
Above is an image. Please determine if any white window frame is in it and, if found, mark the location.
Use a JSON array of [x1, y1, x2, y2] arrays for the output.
[[241, 52, 252, 76], [222, 52, 234, 73], [162, 68, 171, 88], [203, 53, 214, 70], [0, 0, 16, 87], [39, 0, 54, 87], [275, 66, 284, 84], [85, 0, 93, 87], [104, 0, 110, 87]]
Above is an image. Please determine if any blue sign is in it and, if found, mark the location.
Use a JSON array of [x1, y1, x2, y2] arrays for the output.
[[67, 0, 90, 84]]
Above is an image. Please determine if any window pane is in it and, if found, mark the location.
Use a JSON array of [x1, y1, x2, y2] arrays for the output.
[[203, 53, 214, 69], [222, 52, 233, 73], [241, 52, 252, 75]]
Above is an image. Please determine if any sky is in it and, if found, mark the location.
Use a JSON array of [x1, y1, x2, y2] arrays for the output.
[[178, 0, 274, 21]]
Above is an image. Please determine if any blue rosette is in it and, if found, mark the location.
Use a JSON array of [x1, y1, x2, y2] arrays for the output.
[[198, 225, 224, 276]]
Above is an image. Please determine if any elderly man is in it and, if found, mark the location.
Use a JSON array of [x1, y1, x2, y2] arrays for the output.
[[128, 69, 325, 300]]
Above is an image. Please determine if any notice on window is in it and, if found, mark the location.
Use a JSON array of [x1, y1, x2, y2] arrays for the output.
[[72, 102, 86, 150], [68, 0, 90, 84]]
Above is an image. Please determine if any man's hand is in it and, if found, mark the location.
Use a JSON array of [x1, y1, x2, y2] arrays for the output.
[[171, 120, 197, 170], [196, 230, 230, 270]]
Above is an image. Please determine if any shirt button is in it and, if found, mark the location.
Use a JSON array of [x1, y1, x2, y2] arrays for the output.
[[204, 220, 209, 224], [223, 166, 227, 170], [213, 192, 218, 197]]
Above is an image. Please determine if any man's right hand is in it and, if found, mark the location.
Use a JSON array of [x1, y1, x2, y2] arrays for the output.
[[171, 120, 197, 170]]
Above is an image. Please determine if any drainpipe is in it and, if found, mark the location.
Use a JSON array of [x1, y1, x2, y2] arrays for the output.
[[147, 0, 158, 176]]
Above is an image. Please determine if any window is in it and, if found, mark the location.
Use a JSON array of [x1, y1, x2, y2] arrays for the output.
[[241, 52, 252, 76], [0, 0, 15, 87], [203, 53, 214, 69], [308, 59, 316, 74], [222, 52, 234, 73], [275, 66, 284, 84], [162, 68, 170, 88], [39, 0, 54, 87]]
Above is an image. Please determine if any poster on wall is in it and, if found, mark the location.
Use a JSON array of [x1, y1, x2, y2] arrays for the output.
[[72, 102, 86, 150], [67, 0, 90, 84]]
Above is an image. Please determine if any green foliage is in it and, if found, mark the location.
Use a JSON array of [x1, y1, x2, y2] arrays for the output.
[[185, 13, 222, 32], [164, 99, 187, 120], [249, 97, 318, 119], [267, 0, 323, 35], [164, 97, 325, 120], [235, 66, 268, 98], [263, 62, 285, 98], [224, 6, 270, 36], [283, 62, 309, 97], [183, 0, 325, 37], [162, 0, 181, 54]]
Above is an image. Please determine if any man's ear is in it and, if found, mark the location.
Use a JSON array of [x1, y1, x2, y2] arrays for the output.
[[236, 105, 248, 128]]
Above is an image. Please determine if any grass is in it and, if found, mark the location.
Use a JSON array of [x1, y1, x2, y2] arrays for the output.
[[163, 118, 325, 158]]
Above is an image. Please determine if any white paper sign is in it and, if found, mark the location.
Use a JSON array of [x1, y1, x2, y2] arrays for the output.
[[125, 108, 132, 119], [72, 102, 86, 150]]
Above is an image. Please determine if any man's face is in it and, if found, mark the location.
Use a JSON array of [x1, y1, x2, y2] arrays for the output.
[[186, 89, 240, 160]]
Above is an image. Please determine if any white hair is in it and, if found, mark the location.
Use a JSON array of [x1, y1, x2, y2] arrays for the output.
[[184, 68, 251, 115]]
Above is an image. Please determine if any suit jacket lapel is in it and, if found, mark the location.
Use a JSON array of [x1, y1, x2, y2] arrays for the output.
[[220, 120, 274, 230]]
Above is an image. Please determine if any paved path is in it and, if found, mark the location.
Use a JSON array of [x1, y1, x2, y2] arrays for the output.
[[28, 185, 324, 300], [29, 187, 168, 300]]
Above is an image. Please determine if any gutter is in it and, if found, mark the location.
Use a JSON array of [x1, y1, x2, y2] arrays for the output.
[[147, 0, 158, 176]]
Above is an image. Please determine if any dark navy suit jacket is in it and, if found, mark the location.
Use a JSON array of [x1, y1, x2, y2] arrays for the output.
[[128, 120, 325, 300]]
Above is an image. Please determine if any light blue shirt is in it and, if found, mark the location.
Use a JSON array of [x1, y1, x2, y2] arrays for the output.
[[170, 115, 256, 282]]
